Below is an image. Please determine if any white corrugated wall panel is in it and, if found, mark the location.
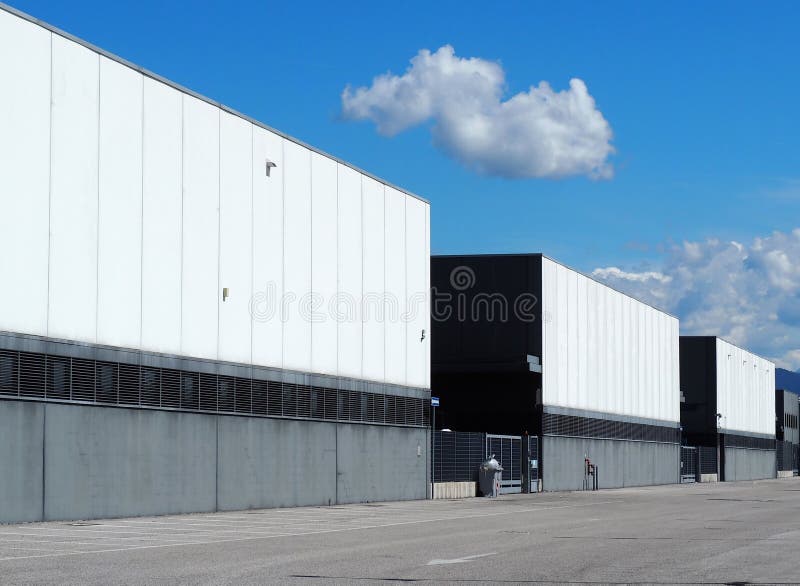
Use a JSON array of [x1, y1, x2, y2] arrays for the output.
[[181, 95, 219, 360], [637, 303, 648, 418], [716, 340, 727, 429], [336, 165, 362, 379], [361, 177, 385, 382], [653, 311, 662, 421], [585, 280, 598, 413], [1, 6, 432, 389], [665, 315, 674, 420], [622, 296, 633, 417], [764, 362, 775, 433], [48, 35, 99, 343], [566, 270, 578, 408], [558, 261, 568, 409], [0, 12, 50, 336], [606, 289, 627, 414], [384, 187, 406, 386], [715, 338, 775, 436], [310, 152, 338, 376], [613, 292, 624, 416], [630, 301, 639, 417], [251, 126, 283, 369], [282, 140, 312, 372], [576, 275, 588, 410], [541, 258, 556, 406], [141, 78, 182, 355], [672, 319, 680, 421], [596, 280, 609, 414], [218, 112, 252, 364], [556, 263, 569, 408], [638, 305, 653, 417], [405, 195, 428, 388], [648, 307, 658, 419], [424, 203, 431, 388], [661, 315, 671, 422], [97, 57, 143, 350], [659, 313, 666, 420], [659, 315, 668, 420], [540, 258, 679, 422]]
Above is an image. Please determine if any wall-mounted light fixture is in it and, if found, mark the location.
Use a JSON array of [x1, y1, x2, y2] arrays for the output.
[[420, 329, 426, 342], [222, 287, 230, 302], [266, 159, 277, 177]]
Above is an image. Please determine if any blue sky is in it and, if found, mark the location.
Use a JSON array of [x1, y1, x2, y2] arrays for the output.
[[8, 0, 800, 366]]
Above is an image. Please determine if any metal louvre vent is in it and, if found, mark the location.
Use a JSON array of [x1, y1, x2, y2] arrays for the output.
[[19, 352, 45, 398], [180, 372, 199, 410], [199, 373, 217, 411], [0, 349, 426, 427], [543, 412, 680, 444], [96, 361, 118, 404], [724, 433, 775, 451], [119, 364, 140, 405], [72, 358, 95, 402], [46, 356, 70, 400], [235, 377, 252, 414], [0, 350, 18, 393], [161, 369, 181, 409]]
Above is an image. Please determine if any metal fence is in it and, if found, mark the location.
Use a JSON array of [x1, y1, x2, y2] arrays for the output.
[[528, 436, 539, 493], [0, 348, 427, 427], [680, 446, 697, 482], [777, 440, 799, 473], [432, 431, 538, 494], [698, 446, 718, 476], [486, 434, 522, 494], [681, 445, 718, 481], [431, 430, 486, 482]]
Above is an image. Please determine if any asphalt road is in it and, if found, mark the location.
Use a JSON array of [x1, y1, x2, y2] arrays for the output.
[[2, 478, 800, 585]]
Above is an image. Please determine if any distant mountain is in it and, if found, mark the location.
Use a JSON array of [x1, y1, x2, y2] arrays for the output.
[[776, 368, 800, 394]]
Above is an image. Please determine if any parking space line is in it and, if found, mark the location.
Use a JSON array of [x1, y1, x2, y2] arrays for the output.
[[0, 500, 615, 563]]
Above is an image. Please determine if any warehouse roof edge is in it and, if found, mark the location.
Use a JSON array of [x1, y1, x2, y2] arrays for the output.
[[0, 1, 428, 205]]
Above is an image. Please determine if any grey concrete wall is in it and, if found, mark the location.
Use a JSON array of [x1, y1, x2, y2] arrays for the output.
[[0, 401, 44, 523], [44, 404, 217, 521], [0, 399, 429, 524], [724, 448, 776, 481], [542, 436, 680, 491], [335, 424, 429, 504], [217, 416, 337, 510]]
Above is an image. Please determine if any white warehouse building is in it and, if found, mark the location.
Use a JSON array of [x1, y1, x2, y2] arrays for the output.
[[0, 4, 430, 523], [680, 336, 776, 482]]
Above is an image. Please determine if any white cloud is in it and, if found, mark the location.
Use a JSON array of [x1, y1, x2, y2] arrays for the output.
[[593, 229, 800, 370], [341, 45, 614, 180], [592, 267, 672, 284]]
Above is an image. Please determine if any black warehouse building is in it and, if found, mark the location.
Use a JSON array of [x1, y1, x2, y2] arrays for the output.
[[431, 254, 681, 491]]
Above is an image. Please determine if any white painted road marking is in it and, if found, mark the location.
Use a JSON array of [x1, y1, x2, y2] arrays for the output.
[[0, 499, 615, 563], [427, 552, 497, 565]]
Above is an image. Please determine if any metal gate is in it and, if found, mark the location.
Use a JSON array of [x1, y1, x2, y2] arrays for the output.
[[486, 434, 522, 494], [680, 446, 698, 483], [527, 436, 540, 493]]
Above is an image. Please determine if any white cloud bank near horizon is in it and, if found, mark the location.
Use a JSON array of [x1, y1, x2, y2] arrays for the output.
[[341, 45, 614, 180], [593, 229, 800, 371]]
